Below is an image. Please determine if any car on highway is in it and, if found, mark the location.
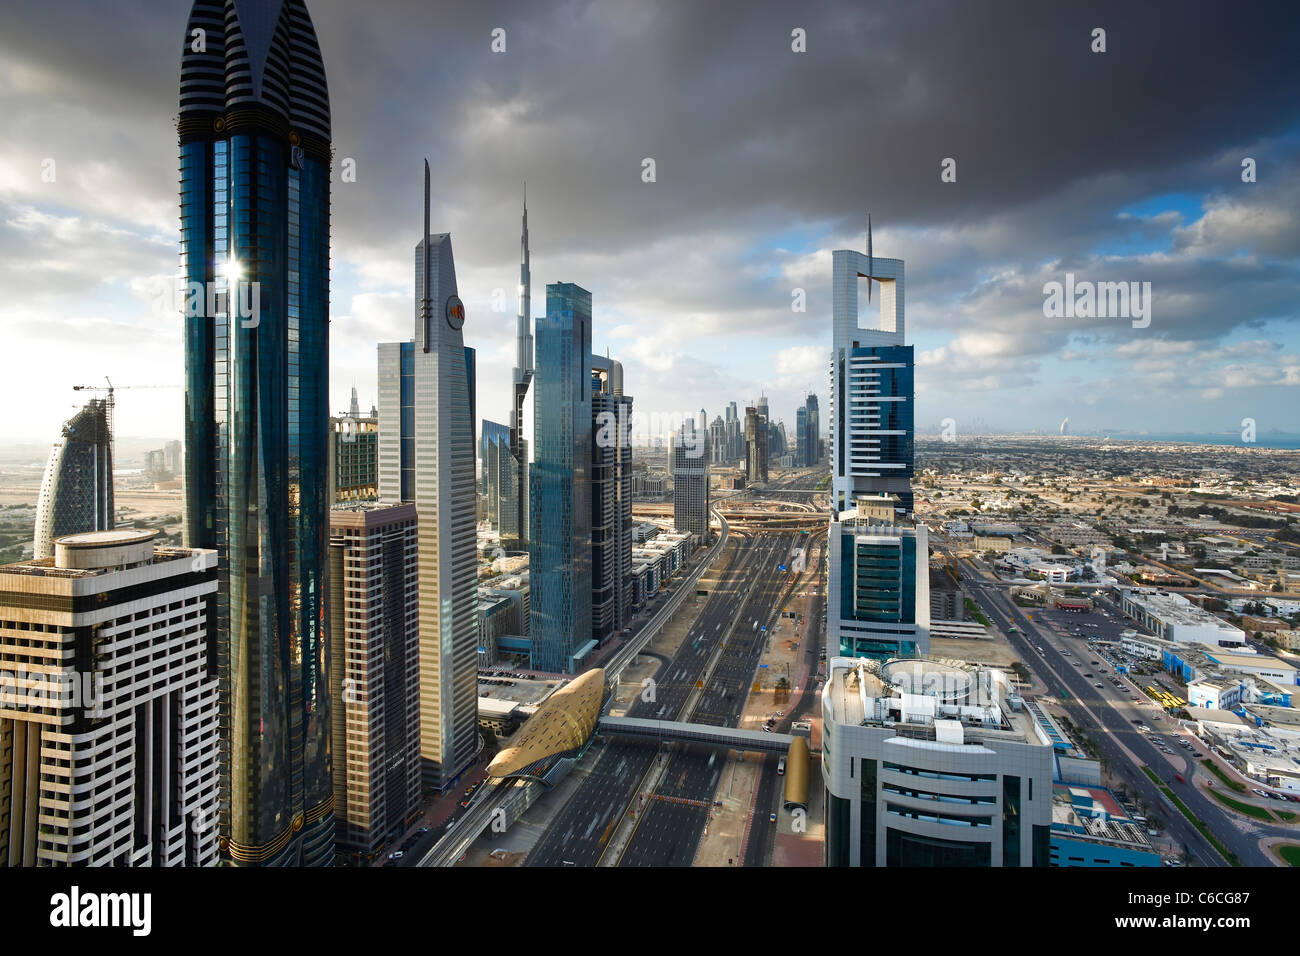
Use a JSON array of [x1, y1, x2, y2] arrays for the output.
[[388, 851, 404, 861], [1094, 683, 1103, 688], [1253, 788, 1269, 797]]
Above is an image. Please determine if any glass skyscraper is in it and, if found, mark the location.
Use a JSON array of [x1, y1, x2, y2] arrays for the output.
[[481, 419, 517, 536], [830, 246, 914, 515], [178, 0, 333, 865], [529, 283, 593, 674], [827, 238, 927, 660]]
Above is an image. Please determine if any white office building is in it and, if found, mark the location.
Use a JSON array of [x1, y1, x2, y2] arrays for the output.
[[0, 529, 219, 866], [822, 656, 1054, 867], [1119, 588, 1246, 647]]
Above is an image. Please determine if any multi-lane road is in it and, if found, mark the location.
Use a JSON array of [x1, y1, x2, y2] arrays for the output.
[[963, 560, 1290, 866], [525, 529, 776, 866], [526, 471, 827, 867], [616, 531, 799, 865]]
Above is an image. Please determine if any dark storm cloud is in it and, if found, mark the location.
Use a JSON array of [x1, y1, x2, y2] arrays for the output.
[[4, 0, 1296, 279], [1, 0, 1298, 439]]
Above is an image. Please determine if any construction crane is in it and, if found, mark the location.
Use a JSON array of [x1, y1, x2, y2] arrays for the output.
[[70, 379, 180, 468]]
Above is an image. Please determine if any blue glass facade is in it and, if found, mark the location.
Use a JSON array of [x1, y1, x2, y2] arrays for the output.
[[849, 344, 914, 480], [529, 283, 593, 673], [179, 0, 333, 866]]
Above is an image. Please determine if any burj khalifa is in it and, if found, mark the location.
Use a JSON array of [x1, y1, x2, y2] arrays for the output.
[[507, 187, 534, 548]]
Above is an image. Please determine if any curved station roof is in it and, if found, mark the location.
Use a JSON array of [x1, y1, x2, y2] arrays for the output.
[[487, 668, 605, 779]]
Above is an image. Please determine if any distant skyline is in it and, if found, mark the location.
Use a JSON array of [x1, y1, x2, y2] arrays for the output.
[[2, 0, 1299, 446]]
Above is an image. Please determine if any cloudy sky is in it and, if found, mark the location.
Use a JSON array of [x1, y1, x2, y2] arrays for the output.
[[1, 0, 1298, 449]]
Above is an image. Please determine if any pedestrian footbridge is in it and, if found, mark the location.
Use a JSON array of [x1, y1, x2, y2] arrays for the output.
[[597, 716, 794, 753]]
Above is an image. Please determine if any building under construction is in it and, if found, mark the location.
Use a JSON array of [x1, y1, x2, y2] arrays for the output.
[[32, 398, 114, 559]]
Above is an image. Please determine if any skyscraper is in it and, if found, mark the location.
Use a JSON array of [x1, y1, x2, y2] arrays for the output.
[[807, 393, 820, 466], [744, 404, 768, 484], [507, 190, 534, 549], [830, 229, 914, 514], [673, 420, 710, 540], [591, 356, 633, 642], [329, 412, 378, 503], [0, 529, 221, 866], [178, 0, 333, 865], [827, 493, 930, 658], [32, 398, 113, 559], [797, 392, 820, 467], [726, 401, 743, 462], [328, 502, 420, 861], [709, 414, 726, 465], [481, 419, 517, 537], [529, 283, 593, 674], [826, 228, 926, 660], [797, 406, 809, 467], [377, 163, 478, 791]]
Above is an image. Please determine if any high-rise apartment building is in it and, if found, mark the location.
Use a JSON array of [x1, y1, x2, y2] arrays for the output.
[[798, 393, 820, 467], [481, 419, 518, 539], [0, 529, 220, 866], [726, 401, 742, 461], [709, 415, 727, 465], [796, 406, 809, 467], [330, 413, 379, 503], [328, 502, 420, 860], [591, 356, 633, 642], [821, 656, 1053, 867], [744, 404, 768, 483], [33, 398, 113, 560], [376, 163, 478, 791], [673, 421, 710, 540], [178, 0, 334, 865], [529, 283, 593, 674]]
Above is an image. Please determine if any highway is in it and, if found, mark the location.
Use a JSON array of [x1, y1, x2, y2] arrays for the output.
[[962, 560, 1288, 866], [523, 529, 770, 866], [525, 470, 827, 866], [615, 471, 828, 866], [616, 532, 798, 865], [743, 537, 827, 866]]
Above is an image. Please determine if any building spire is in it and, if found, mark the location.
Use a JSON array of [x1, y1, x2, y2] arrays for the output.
[[866, 212, 873, 303], [420, 158, 432, 352]]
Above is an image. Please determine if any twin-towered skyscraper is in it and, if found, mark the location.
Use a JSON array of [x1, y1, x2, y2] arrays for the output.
[[826, 229, 928, 660]]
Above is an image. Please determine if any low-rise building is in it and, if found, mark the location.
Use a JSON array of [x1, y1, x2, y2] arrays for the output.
[[1049, 784, 1161, 868], [1119, 587, 1246, 647]]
